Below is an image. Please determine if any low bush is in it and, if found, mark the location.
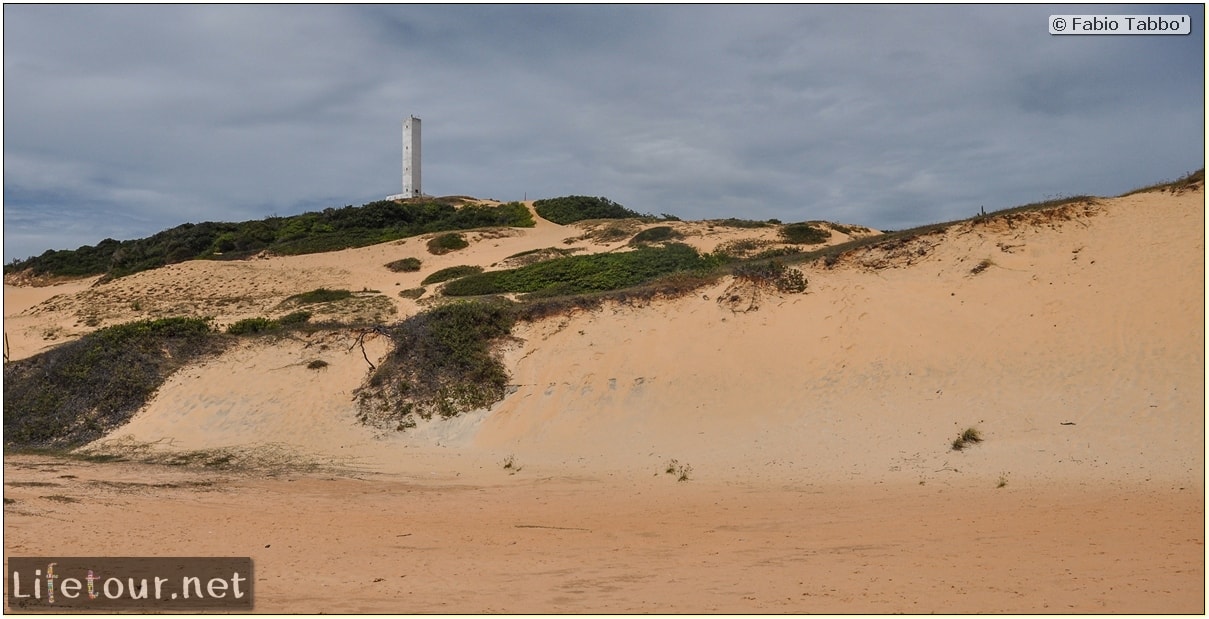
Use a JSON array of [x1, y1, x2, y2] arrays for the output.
[[732, 261, 808, 293], [782, 222, 832, 245], [713, 238, 772, 260], [3, 317, 224, 448], [285, 288, 353, 305], [713, 218, 771, 229], [385, 257, 422, 272], [421, 265, 484, 285], [227, 317, 279, 335], [629, 226, 682, 246], [278, 310, 312, 325], [355, 299, 517, 426], [427, 233, 469, 255], [398, 287, 426, 300], [443, 243, 718, 298], [533, 196, 640, 225]]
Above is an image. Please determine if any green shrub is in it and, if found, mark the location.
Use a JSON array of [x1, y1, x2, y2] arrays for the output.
[[278, 310, 312, 325], [385, 257, 422, 272], [285, 288, 352, 305], [427, 233, 469, 255], [713, 238, 771, 260], [732, 261, 808, 293], [502, 247, 580, 267], [713, 218, 771, 229], [355, 299, 517, 425], [443, 243, 717, 298], [227, 317, 279, 335], [4, 198, 539, 280], [629, 226, 682, 246], [3, 317, 223, 448], [421, 265, 485, 285], [398, 287, 426, 300], [782, 223, 832, 245], [533, 196, 641, 225], [590, 224, 635, 243]]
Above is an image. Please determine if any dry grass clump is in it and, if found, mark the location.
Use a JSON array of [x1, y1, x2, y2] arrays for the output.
[[951, 427, 983, 451], [970, 258, 994, 275]]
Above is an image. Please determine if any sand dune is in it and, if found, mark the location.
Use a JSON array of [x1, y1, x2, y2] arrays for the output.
[[4, 187, 1203, 612]]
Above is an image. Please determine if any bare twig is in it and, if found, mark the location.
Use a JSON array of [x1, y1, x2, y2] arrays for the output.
[[348, 326, 392, 372]]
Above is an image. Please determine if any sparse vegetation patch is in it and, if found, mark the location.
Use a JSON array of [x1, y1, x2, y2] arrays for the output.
[[3, 317, 225, 448], [226, 317, 279, 335], [951, 427, 983, 451], [732, 261, 808, 293], [385, 257, 423, 272], [781, 222, 832, 245], [285, 288, 353, 305], [629, 226, 683, 246], [442, 243, 720, 298], [421, 265, 485, 286], [427, 233, 469, 255], [355, 299, 516, 428]]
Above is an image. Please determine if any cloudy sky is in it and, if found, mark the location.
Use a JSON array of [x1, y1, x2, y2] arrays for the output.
[[3, 4, 1204, 262]]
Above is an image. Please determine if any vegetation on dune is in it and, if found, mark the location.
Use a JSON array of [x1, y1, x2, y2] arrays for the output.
[[533, 196, 642, 225], [628, 225, 683, 246], [711, 218, 775, 229], [3, 317, 224, 449], [385, 257, 423, 272], [426, 232, 470, 255], [732, 260, 808, 294], [355, 299, 517, 428], [284, 288, 353, 305], [420, 265, 484, 285], [441, 243, 721, 298], [226, 317, 280, 335], [1119, 168, 1204, 196], [4, 199, 534, 280], [781, 222, 832, 245]]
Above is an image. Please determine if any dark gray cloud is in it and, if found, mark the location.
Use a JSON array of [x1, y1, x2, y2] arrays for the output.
[[4, 4, 1203, 261]]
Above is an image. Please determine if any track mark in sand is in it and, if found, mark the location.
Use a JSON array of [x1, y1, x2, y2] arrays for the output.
[[515, 524, 592, 532]]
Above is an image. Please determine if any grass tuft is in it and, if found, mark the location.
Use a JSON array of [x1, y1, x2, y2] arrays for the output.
[[952, 426, 983, 451]]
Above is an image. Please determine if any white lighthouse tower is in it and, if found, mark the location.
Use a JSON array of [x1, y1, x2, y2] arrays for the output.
[[402, 115, 421, 198], [388, 115, 422, 200]]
